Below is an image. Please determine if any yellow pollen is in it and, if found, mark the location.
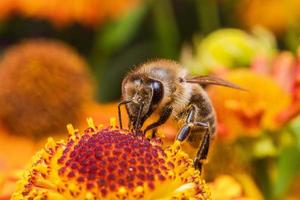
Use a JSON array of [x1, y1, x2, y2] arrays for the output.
[[45, 137, 56, 150], [68, 183, 76, 192], [168, 171, 175, 179], [35, 164, 47, 175], [34, 178, 57, 191], [98, 124, 104, 129], [67, 124, 76, 135], [86, 117, 95, 129], [156, 130, 165, 138], [175, 183, 195, 193], [133, 186, 144, 195], [85, 192, 94, 200], [172, 140, 181, 151], [118, 187, 127, 194], [187, 168, 195, 176], [110, 117, 117, 128], [53, 179, 63, 188]]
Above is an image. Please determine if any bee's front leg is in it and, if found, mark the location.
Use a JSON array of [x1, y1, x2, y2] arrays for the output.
[[143, 106, 172, 137], [117, 99, 132, 130]]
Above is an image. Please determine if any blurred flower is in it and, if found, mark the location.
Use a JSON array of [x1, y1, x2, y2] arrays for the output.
[[208, 175, 256, 200], [277, 50, 300, 123], [12, 118, 210, 200], [207, 70, 291, 141], [238, 0, 300, 34], [0, 0, 15, 19], [0, 0, 140, 27], [0, 168, 21, 200], [0, 39, 93, 138], [181, 28, 276, 75], [251, 51, 300, 125], [0, 125, 37, 170]]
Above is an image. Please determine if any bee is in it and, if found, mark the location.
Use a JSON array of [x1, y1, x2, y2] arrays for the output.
[[118, 59, 243, 171]]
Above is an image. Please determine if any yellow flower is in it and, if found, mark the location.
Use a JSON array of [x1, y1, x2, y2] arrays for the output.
[[238, 0, 300, 34], [207, 70, 291, 141], [0, 39, 93, 138], [12, 118, 211, 200], [181, 28, 276, 75], [208, 175, 257, 200]]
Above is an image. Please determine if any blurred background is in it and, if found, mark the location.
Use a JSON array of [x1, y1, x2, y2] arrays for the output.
[[0, 0, 300, 199]]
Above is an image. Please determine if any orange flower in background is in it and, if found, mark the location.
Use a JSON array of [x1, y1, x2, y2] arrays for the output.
[[277, 49, 300, 123], [0, 39, 99, 198], [208, 70, 291, 141], [239, 0, 300, 34], [0, 0, 140, 27], [0, 39, 93, 138], [12, 119, 211, 200], [251, 51, 300, 125], [0, 0, 15, 19], [208, 175, 257, 200]]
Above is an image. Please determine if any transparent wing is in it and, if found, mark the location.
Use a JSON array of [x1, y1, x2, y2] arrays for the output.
[[185, 75, 246, 91]]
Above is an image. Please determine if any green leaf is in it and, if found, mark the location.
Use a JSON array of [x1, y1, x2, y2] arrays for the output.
[[196, 0, 220, 34], [289, 116, 300, 149], [93, 4, 148, 56], [273, 146, 300, 199], [252, 136, 277, 158], [253, 159, 273, 200], [152, 0, 180, 59]]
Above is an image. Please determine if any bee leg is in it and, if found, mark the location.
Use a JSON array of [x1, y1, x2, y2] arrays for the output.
[[193, 128, 210, 172], [176, 105, 198, 141], [134, 102, 145, 133], [143, 107, 172, 136], [151, 128, 158, 138], [117, 100, 132, 129], [176, 121, 209, 142], [175, 105, 211, 172]]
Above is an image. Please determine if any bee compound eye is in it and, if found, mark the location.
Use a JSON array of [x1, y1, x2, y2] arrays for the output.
[[150, 80, 163, 105], [152, 81, 161, 90]]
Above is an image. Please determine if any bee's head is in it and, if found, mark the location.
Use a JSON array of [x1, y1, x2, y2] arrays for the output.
[[122, 74, 164, 130]]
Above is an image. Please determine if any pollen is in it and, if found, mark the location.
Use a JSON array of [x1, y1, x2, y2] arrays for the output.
[[86, 117, 95, 129], [12, 119, 210, 199], [110, 117, 117, 128], [67, 124, 77, 136]]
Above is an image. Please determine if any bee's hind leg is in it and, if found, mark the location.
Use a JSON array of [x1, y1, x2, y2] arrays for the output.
[[176, 105, 211, 172], [193, 129, 210, 171]]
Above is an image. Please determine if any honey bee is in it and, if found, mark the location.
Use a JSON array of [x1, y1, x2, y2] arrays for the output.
[[118, 59, 243, 171]]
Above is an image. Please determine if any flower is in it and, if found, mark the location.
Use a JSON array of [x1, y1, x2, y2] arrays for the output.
[[208, 175, 257, 200], [0, 39, 93, 138], [0, 0, 15, 19], [0, 0, 140, 27], [12, 118, 211, 199], [238, 0, 300, 34], [207, 70, 291, 141], [251, 51, 300, 125], [181, 28, 276, 75]]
